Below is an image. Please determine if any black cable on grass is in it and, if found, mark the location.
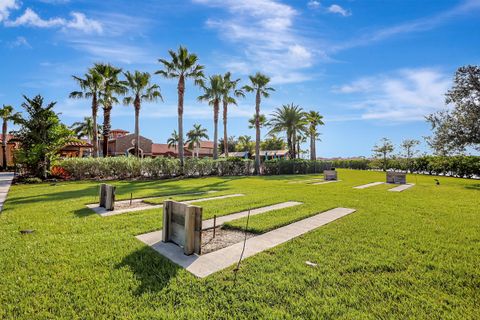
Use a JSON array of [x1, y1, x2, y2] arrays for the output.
[[233, 208, 251, 285]]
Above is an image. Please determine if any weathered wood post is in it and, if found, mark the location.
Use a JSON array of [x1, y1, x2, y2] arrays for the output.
[[98, 183, 116, 211], [386, 172, 406, 184], [324, 169, 338, 181], [162, 200, 202, 255]]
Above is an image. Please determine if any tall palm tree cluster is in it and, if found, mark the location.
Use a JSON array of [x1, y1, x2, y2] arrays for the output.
[[267, 104, 324, 160], [68, 46, 286, 174], [70, 64, 162, 158]]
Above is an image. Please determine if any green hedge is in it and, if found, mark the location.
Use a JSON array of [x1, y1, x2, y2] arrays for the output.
[[262, 156, 480, 178], [57, 155, 480, 180], [57, 156, 254, 180]]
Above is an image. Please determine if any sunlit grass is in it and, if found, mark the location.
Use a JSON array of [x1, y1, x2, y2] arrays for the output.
[[0, 169, 479, 319]]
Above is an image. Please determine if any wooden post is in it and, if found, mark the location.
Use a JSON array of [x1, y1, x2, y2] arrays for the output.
[[213, 215, 217, 238], [184, 206, 196, 255]]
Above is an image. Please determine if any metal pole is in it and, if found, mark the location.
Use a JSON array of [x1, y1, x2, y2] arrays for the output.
[[213, 215, 217, 238]]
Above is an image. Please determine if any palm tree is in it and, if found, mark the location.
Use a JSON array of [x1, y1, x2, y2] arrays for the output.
[[70, 116, 102, 142], [305, 110, 324, 160], [186, 124, 209, 158], [167, 130, 179, 149], [0, 105, 20, 170], [198, 75, 223, 159], [69, 68, 103, 157], [123, 71, 163, 157], [267, 103, 306, 159], [248, 114, 267, 130], [221, 72, 244, 157], [95, 63, 126, 157], [156, 46, 205, 168], [243, 73, 274, 174], [236, 135, 255, 155]]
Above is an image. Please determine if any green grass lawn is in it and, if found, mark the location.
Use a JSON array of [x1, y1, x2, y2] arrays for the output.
[[0, 169, 479, 319]]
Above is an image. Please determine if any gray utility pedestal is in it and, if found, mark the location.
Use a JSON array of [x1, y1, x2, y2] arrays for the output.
[[386, 172, 407, 184], [99, 184, 116, 211], [162, 200, 202, 255], [324, 170, 338, 181]]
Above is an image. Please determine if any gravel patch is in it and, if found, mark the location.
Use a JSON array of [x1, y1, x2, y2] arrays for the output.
[[201, 227, 255, 254]]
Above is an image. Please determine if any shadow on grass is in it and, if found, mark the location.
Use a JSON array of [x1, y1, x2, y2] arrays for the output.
[[8, 177, 233, 207], [116, 246, 181, 295], [465, 184, 480, 191]]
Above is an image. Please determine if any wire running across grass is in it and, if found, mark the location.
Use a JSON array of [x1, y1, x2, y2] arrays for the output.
[[233, 208, 251, 284]]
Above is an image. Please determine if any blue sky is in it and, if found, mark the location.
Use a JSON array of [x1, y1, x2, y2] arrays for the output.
[[1, 0, 479, 157]]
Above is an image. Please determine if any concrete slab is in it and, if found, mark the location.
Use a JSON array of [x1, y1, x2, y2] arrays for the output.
[[388, 183, 415, 192], [287, 178, 324, 184], [182, 194, 244, 204], [354, 182, 384, 189], [311, 180, 342, 185], [137, 207, 356, 278], [87, 191, 240, 217], [136, 201, 303, 246], [0, 172, 14, 212]]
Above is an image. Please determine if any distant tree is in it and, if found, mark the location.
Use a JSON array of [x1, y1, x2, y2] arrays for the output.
[[70, 117, 102, 143], [236, 135, 255, 155], [198, 75, 223, 159], [221, 72, 244, 157], [69, 68, 103, 157], [167, 130, 179, 149], [186, 124, 209, 158], [156, 46, 205, 168], [372, 137, 394, 171], [268, 103, 306, 159], [400, 139, 420, 172], [248, 113, 267, 130], [95, 64, 126, 157], [0, 105, 21, 170], [296, 132, 307, 159], [261, 135, 286, 151], [219, 136, 237, 154], [12, 95, 73, 178], [243, 73, 274, 174], [123, 70, 163, 157], [305, 110, 324, 160], [426, 65, 480, 154]]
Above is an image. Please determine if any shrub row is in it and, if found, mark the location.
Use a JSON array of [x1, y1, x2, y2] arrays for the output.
[[56, 155, 480, 180], [56, 156, 254, 180]]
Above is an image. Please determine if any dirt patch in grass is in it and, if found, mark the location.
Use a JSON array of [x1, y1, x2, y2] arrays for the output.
[[201, 227, 255, 254]]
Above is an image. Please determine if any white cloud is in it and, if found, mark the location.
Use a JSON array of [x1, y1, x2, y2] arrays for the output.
[[328, 4, 351, 17], [7, 35, 31, 48], [4, 7, 102, 33], [194, 0, 318, 84], [0, 0, 19, 22], [64, 12, 102, 33], [5, 8, 64, 27], [307, 1, 321, 9], [335, 69, 451, 121]]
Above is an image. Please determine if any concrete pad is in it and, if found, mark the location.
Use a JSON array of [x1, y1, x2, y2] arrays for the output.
[[388, 183, 415, 192], [311, 180, 342, 185], [0, 172, 14, 212], [182, 194, 244, 204], [137, 207, 356, 278], [136, 201, 303, 245], [87, 191, 238, 217], [287, 178, 324, 184], [354, 182, 384, 189]]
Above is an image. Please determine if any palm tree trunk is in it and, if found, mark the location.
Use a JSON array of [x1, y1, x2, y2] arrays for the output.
[[310, 132, 315, 160], [102, 106, 111, 157], [255, 91, 261, 175], [178, 76, 185, 170], [292, 133, 297, 159], [223, 100, 228, 157], [213, 99, 219, 160], [2, 120, 7, 170], [134, 96, 140, 158], [92, 93, 99, 158]]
